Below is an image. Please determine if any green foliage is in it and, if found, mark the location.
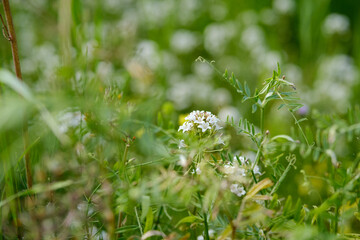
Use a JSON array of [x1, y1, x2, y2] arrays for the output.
[[1, 1, 360, 240]]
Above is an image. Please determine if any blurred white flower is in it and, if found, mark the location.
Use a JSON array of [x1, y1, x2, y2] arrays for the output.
[[317, 55, 357, 84], [135, 40, 161, 70], [167, 75, 213, 110], [197, 236, 204, 240], [193, 61, 214, 80], [218, 137, 225, 145], [177, 0, 200, 24], [253, 165, 262, 175], [224, 163, 236, 175], [313, 54, 358, 111], [208, 229, 215, 238], [323, 13, 350, 35], [141, 1, 174, 27], [170, 30, 199, 54], [211, 88, 232, 107], [204, 22, 236, 55], [223, 160, 247, 177], [58, 110, 85, 134], [179, 139, 187, 149], [196, 167, 202, 175], [218, 106, 241, 123], [234, 156, 247, 165], [178, 154, 187, 167], [260, 8, 278, 25], [230, 184, 246, 197], [241, 26, 265, 50], [241, 10, 258, 26], [96, 61, 114, 82], [209, 3, 228, 21], [284, 64, 303, 85], [273, 0, 296, 14]]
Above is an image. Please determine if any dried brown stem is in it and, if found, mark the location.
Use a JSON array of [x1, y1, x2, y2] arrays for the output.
[[2, 0, 32, 189]]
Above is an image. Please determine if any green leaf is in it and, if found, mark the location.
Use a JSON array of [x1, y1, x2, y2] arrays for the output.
[[271, 135, 296, 142], [0, 70, 70, 145], [278, 104, 286, 110], [175, 215, 203, 227], [295, 118, 308, 124], [211, 154, 218, 163], [144, 207, 154, 233], [236, 80, 243, 93], [141, 196, 151, 220], [259, 83, 270, 95], [252, 103, 257, 113], [217, 225, 232, 240], [157, 112, 163, 127], [230, 72, 235, 85], [244, 81, 251, 96], [245, 178, 273, 200], [223, 69, 228, 79], [277, 62, 281, 75], [283, 195, 292, 216]]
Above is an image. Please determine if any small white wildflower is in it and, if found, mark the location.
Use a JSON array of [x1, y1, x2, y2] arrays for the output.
[[253, 165, 262, 175], [218, 137, 225, 145], [224, 164, 236, 175], [178, 155, 187, 167], [234, 156, 247, 165], [178, 139, 187, 149], [230, 184, 246, 197], [197, 236, 204, 240], [185, 112, 197, 121], [208, 229, 215, 238], [196, 167, 202, 175], [237, 168, 247, 177], [239, 156, 246, 165], [58, 110, 85, 134], [178, 121, 193, 132], [198, 121, 211, 132]]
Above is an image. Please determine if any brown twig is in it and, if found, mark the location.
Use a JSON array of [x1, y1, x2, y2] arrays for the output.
[[0, 12, 10, 40], [2, 0, 32, 189]]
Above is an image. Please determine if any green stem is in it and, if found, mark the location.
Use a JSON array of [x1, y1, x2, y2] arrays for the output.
[[203, 212, 210, 240], [251, 141, 263, 171], [276, 92, 310, 147], [260, 107, 264, 134], [270, 155, 296, 195], [197, 192, 210, 240]]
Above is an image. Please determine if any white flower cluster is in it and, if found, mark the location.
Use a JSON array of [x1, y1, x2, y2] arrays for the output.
[[58, 110, 86, 134], [223, 156, 262, 176], [178, 110, 222, 133], [230, 183, 246, 197], [223, 156, 263, 197]]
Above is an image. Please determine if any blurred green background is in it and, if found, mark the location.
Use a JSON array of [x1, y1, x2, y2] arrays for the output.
[[2, 0, 360, 122]]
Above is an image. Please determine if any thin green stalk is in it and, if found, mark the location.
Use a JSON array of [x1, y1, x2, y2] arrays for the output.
[[270, 155, 296, 195], [197, 192, 210, 240], [276, 92, 310, 147], [134, 207, 143, 235], [203, 212, 210, 240], [2, 0, 32, 189], [251, 141, 263, 171], [260, 107, 264, 134]]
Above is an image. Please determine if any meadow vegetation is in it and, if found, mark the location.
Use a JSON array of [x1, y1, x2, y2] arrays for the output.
[[0, 0, 360, 239]]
